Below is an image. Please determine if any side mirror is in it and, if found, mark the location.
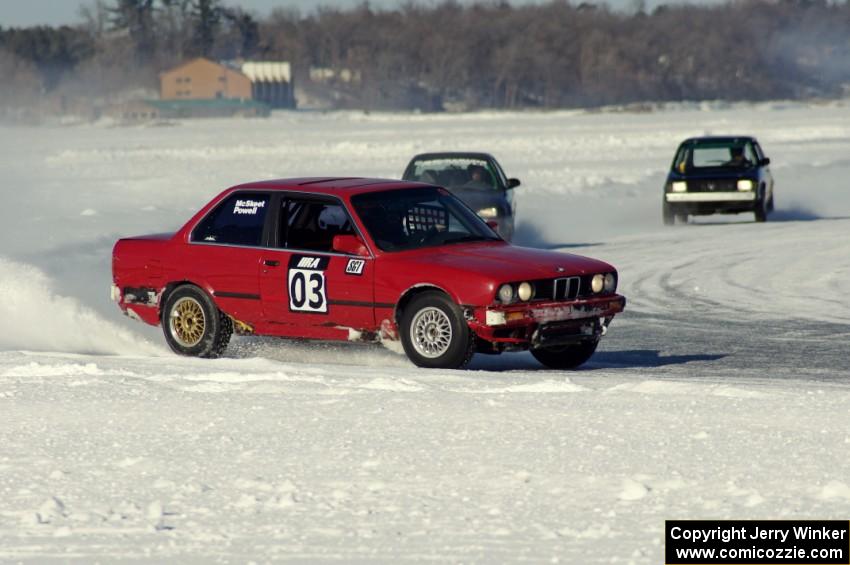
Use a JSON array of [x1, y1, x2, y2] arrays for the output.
[[507, 178, 521, 189], [332, 234, 368, 256], [760, 157, 771, 166]]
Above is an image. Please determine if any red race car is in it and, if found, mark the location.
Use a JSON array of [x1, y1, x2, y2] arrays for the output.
[[112, 178, 625, 369]]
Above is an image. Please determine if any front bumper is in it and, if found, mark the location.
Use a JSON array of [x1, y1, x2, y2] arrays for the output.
[[472, 294, 626, 350], [665, 192, 755, 202]]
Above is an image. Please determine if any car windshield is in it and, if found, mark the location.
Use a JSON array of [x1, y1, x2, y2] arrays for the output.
[[351, 186, 501, 252], [674, 141, 757, 171], [405, 157, 499, 191]]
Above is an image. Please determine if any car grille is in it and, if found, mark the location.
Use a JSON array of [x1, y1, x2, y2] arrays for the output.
[[689, 179, 736, 192], [532, 275, 594, 301]]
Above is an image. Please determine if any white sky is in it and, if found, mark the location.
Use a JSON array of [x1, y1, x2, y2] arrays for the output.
[[0, 0, 714, 27]]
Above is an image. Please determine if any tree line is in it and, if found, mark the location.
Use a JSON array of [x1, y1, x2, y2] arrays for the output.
[[2, 0, 850, 112]]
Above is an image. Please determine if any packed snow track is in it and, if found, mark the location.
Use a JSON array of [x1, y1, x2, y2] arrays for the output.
[[1, 104, 849, 562]]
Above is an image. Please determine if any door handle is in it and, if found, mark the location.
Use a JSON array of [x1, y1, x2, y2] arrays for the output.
[[263, 259, 280, 267]]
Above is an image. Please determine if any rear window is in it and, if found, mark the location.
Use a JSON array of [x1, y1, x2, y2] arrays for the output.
[[191, 192, 269, 246]]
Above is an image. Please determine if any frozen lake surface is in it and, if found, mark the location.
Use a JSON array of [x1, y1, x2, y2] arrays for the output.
[[1, 103, 849, 562]]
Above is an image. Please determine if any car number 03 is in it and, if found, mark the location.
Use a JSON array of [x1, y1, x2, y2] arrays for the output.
[[288, 269, 327, 313]]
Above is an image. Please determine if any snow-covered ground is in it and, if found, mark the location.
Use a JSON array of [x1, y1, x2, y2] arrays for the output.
[[1, 103, 849, 562]]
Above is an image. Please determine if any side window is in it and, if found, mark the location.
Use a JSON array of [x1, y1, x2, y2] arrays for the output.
[[280, 198, 354, 252], [753, 143, 765, 161], [191, 192, 269, 246]]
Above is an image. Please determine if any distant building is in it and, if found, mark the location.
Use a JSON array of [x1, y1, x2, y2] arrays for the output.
[[160, 57, 252, 101], [159, 57, 295, 111], [309, 67, 361, 84], [103, 100, 161, 122], [148, 99, 270, 119], [241, 61, 295, 109]]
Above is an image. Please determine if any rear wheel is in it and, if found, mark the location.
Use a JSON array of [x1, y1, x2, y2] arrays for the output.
[[531, 339, 599, 369], [675, 213, 689, 224], [400, 291, 474, 369], [162, 285, 232, 358]]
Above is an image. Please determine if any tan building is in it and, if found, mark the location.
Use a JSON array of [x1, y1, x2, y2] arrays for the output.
[[160, 57, 251, 101]]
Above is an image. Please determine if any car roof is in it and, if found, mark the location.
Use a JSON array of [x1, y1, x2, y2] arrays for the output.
[[408, 151, 497, 162], [229, 177, 432, 196], [681, 135, 757, 144]]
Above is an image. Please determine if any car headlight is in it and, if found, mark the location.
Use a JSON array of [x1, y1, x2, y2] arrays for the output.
[[477, 206, 499, 219], [671, 181, 687, 192], [497, 283, 515, 303], [517, 281, 534, 301], [591, 274, 605, 293], [604, 273, 616, 292], [737, 179, 754, 191]]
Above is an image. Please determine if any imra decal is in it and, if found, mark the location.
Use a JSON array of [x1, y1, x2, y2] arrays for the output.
[[288, 255, 329, 313], [297, 256, 321, 269], [233, 199, 266, 215], [345, 259, 366, 275]]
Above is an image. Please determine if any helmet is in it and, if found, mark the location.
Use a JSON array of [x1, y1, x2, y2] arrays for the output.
[[318, 206, 349, 230]]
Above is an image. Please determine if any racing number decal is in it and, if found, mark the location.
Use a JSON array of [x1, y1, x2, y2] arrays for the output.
[[345, 259, 365, 275], [288, 255, 329, 313], [289, 270, 325, 312]]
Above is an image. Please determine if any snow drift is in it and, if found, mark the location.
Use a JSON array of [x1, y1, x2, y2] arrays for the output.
[[0, 257, 160, 355]]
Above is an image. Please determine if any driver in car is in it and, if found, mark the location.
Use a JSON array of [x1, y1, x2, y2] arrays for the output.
[[725, 146, 750, 167], [463, 165, 493, 189]]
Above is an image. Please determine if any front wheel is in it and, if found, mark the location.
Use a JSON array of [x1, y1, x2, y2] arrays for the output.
[[531, 340, 599, 369], [662, 202, 674, 225], [162, 285, 232, 358], [754, 199, 768, 222], [400, 291, 474, 369]]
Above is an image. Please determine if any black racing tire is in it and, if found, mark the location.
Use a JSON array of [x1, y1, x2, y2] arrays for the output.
[[754, 185, 770, 222], [162, 285, 232, 358], [531, 339, 599, 369], [662, 202, 675, 226], [767, 194, 775, 212], [754, 199, 768, 222], [399, 291, 475, 369]]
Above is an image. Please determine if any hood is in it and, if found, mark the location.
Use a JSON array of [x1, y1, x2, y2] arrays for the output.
[[403, 242, 614, 281]]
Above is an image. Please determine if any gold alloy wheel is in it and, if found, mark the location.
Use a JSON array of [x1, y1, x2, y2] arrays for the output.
[[169, 296, 206, 348]]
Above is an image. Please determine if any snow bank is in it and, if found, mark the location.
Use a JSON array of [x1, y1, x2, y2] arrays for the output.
[[0, 257, 160, 355]]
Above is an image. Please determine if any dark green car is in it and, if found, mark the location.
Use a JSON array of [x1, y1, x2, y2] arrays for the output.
[[402, 152, 520, 241]]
